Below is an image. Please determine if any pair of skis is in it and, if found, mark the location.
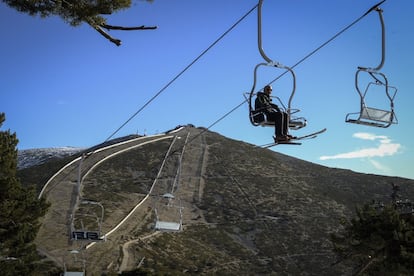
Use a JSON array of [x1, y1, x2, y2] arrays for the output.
[[261, 128, 327, 148]]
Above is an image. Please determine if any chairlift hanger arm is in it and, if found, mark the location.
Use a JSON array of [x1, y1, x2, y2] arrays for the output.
[[257, 0, 288, 70], [358, 5, 386, 72], [257, 0, 272, 63]]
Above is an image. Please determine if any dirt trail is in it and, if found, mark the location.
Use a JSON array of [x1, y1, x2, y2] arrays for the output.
[[119, 231, 161, 272]]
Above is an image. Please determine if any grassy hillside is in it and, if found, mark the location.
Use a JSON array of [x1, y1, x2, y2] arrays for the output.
[[21, 126, 414, 275]]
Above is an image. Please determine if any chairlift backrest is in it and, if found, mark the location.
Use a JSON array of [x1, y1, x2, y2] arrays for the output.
[[361, 107, 392, 122]]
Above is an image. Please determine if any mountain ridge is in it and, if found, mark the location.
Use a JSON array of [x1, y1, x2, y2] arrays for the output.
[[19, 125, 414, 275]]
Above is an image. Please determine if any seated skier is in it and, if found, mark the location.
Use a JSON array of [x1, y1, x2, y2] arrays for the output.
[[254, 85, 294, 142]]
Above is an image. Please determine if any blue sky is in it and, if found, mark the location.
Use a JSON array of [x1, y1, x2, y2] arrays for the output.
[[1, 0, 413, 180]]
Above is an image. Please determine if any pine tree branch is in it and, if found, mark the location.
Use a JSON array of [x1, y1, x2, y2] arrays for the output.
[[88, 22, 157, 46], [101, 24, 157, 31]]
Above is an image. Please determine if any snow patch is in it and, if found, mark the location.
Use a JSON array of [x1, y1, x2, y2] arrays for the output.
[[17, 147, 84, 169]]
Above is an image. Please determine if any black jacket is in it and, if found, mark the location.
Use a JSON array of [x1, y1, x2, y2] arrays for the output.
[[255, 92, 281, 113]]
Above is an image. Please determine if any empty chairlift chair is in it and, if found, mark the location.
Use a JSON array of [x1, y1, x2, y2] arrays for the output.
[[345, 4, 398, 128], [71, 200, 105, 242], [345, 71, 397, 128], [154, 193, 183, 232]]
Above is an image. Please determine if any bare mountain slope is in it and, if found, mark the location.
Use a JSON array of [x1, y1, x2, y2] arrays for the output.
[[29, 125, 414, 275]]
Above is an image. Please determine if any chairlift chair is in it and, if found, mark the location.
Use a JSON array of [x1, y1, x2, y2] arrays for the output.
[[345, 70, 398, 127], [71, 200, 105, 241], [244, 89, 307, 130], [247, 0, 307, 132], [63, 247, 86, 276], [154, 194, 183, 232], [345, 5, 398, 128]]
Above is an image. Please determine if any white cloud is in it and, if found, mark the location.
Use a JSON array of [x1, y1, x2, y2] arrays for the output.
[[352, 132, 391, 143], [319, 132, 400, 160]]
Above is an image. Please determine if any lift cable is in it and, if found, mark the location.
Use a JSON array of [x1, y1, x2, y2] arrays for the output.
[[267, 0, 387, 86], [110, 0, 387, 151], [191, 0, 389, 141], [104, 4, 259, 143]]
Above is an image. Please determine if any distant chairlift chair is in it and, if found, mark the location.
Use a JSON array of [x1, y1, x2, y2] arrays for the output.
[[154, 193, 183, 232], [71, 200, 105, 242]]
